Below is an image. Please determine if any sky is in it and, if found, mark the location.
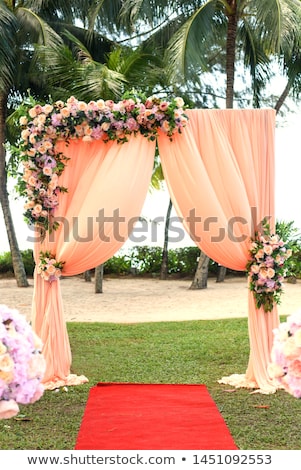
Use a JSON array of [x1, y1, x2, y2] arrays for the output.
[[0, 109, 301, 254]]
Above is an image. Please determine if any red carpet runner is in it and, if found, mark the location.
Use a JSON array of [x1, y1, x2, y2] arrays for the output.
[[75, 383, 237, 450]]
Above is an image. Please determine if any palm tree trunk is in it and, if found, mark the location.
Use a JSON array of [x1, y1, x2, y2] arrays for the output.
[[0, 93, 28, 287], [95, 264, 104, 293], [160, 198, 173, 280], [216, 1, 238, 281], [274, 81, 291, 115], [216, 265, 227, 282], [189, 251, 209, 289], [83, 270, 92, 281], [225, 1, 238, 108]]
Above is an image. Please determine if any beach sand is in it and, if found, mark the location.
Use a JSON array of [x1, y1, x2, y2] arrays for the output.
[[0, 275, 300, 323]]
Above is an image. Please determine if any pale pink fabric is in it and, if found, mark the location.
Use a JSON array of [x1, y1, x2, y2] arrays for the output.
[[158, 108, 279, 393], [32, 134, 156, 389]]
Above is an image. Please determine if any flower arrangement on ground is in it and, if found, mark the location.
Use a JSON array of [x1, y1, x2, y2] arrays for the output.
[[0, 304, 46, 419], [268, 309, 301, 398], [17, 93, 189, 232], [246, 219, 292, 312], [37, 251, 65, 282]]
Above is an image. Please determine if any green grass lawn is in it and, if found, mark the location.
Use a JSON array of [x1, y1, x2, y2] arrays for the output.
[[0, 318, 300, 450]]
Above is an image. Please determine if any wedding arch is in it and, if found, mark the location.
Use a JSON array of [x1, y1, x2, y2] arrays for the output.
[[19, 96, 281, 394]]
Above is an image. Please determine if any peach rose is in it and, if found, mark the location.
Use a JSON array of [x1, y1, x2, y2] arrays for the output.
[[250, 264, 260, 274], [21, 129, 30, 140], [0, 399, 19, 420], [96, 99, 105, 110], [161, 120, 170, 132], [34, 204, 43, 214], [78, 101, 88, 111], [61, 107, 70, 118], [19, 116, 28, 126], [101, 122, 110, 132], [43, 104, 54, 114], [267, 268, 275, 279], [43, 167, 52, 176], [175, 97, 184, 108], [263, 245, 273, 255], [46, 264, 56, 275]]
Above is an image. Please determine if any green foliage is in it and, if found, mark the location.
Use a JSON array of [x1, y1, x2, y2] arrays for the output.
[[129, 246, 165, 274], [103, 254, 132, 275], [0, 252, 14, 275], [276, 220, 301, 279], [0, 249, 34, 276]]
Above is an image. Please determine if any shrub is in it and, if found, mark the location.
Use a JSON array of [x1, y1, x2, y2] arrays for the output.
[[0, 249, 35, 276]]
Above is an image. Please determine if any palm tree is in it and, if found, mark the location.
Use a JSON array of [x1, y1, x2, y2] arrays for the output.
[[1, 0, 126, 287], [119, 0, 301, 288], [0, 0, 82, 286]]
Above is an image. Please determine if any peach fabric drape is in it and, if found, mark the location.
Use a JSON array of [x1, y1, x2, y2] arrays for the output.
[[32, 134, 156, 389], [158, 108, 279, 393], [31, 107, 279, 394]]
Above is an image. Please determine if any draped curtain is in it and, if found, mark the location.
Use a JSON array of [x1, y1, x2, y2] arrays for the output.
[[32, 134, 156, 389], [158, 108, 278, 393], [31, 108, 279, 393]]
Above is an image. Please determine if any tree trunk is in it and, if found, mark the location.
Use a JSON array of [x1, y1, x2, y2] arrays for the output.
[[215, 1, 237, 281], [189, 251, 210, 289], [160, 198, 173, 280], [274, 80, 291, 115], [216, 265, 227, 283], [225, 1, 238, 108], [95, 264, 104, 293], [83, 270, 92, 281], [0, 93, 28, 287]]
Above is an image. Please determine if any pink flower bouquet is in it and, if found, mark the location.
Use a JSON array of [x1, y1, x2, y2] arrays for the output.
[[246, 220, 292, 312], [37, 250, 65, 282], [268, 309, 301, 398], [0, 304, 46, 419]]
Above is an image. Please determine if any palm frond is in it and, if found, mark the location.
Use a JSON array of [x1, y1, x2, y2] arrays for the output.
[[119, 0, 172, 33], [165, 0, 219, 83], [70, 63, 127, 101], [15, 6, 62, 47], [33, 37, 127, 101], [248, 0, 300, 54], [0, 2, 17, 91], [150, 161, 164, 192]]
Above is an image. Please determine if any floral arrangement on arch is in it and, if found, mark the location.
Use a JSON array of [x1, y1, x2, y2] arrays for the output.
[[0, 304, 46, 420], [17, 93, 189, 232], [246, 219, 292, 312], [268, 309, 301, 398], [37, 251, 65, 282]]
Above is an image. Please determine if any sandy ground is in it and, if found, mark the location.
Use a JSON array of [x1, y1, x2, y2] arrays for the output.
[[0, 275, 300, 323]]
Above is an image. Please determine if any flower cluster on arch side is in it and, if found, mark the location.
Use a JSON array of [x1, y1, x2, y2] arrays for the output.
[[37, 251, 65, 282], [268, 309, 301, 398], [0, 304, 45, 420], [246, 222, 292, 313], [18, 95, 189, 232]]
